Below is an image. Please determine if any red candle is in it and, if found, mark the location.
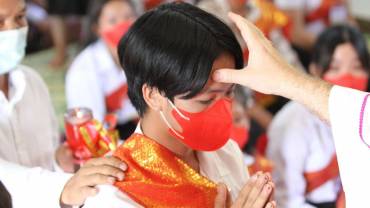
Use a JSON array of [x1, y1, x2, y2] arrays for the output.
[[64, 107, 93, 164]]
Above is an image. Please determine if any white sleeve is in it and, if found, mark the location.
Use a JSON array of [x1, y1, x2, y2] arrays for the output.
[[66, 57, 106, 122], [329, 86, 370, 207], [0, 158, 72, 208], [268, 121, 316, 208], [274, 0, 306, 10], [83, 185, 142, 208]]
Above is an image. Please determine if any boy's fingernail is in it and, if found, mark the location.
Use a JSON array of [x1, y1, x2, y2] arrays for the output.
[[117, 172, 125, 181], [120, 164, 127, 171], [265, 184, 272, 192]]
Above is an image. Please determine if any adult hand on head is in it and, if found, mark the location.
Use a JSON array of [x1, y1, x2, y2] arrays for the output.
[[214, 172, 276, 208], [213, 12, 332, 122], [60, 157, 127, 207], [213, 12, 301, 96]]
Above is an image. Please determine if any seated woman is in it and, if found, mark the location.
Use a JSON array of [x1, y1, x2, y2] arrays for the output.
[[267, 25, 370, 208], [83, 3, 275, 208], [66, 0, 139, 140]]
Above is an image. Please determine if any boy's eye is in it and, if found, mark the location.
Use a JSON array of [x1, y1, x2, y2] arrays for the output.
[[198, 98, 215, 105], [226, 89, 234, 98]]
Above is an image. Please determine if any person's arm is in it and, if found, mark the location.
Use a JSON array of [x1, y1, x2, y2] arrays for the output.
[[0, 157, 127, 208], [283, 9, 317, 50], [213, 13, 332, 122]]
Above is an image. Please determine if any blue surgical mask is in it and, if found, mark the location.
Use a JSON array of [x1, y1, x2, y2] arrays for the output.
[[0, 27, 28, 75]]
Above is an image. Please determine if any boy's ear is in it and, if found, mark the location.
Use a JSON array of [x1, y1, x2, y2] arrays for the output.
[[142, 84, 167, 111]]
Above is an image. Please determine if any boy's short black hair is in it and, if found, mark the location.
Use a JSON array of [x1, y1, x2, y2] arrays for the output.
[[312, 25, 370, 75], [118, 2, 244, 116]]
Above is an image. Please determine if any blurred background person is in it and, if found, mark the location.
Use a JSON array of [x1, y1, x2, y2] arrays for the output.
[[274, 0, 357, 68], [267, 25, 370, 208], [0, 0, 76, 173], [25, 0, 51, 54], [66, 0, 139, 141], [232, 86, 274, 175], [47, 0, 89, 68]]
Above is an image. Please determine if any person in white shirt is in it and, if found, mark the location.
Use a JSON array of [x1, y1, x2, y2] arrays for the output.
[[274, 0, 356, 67], [0, 0, 128, 207], [267, 25, 369, 208], [66, 0, 138, 140], [213, 13, 370, 207]]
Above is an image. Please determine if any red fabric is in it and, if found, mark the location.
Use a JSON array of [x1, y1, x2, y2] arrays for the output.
[[105, 84, 128, 113], [304, 155, 340, 193], [144, 0, 163, 10], [256, 133, 268, 155], [230, 126, 249, 149], [305, 0, 341, 24]]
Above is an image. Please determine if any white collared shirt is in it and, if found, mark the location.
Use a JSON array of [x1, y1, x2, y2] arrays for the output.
[[83, 123, 249, 208], [0, 69, 26, 116]]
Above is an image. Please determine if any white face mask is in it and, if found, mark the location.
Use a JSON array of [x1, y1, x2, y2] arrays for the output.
[[0, 27, 28, 75]]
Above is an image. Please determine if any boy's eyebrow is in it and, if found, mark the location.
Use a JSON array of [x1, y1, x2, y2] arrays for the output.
[[205, 84, 235, 94]]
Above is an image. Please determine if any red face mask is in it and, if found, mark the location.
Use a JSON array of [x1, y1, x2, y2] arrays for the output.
[[230, 126, 249, 149], [324, 73, 368, 91], [102, 20, 133, 48], [160, 98, 232, 151]]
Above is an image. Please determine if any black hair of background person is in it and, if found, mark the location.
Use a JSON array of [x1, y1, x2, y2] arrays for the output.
[[311, 24, 370, 92], [0, 181, 12, 208], [83, 0, 136, 47], [118, 2, 244, 116]]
